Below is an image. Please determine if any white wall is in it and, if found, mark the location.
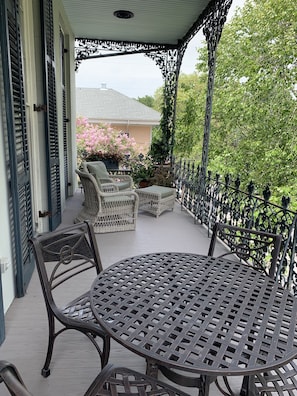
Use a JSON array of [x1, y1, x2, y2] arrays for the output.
[[0, 101, 15, 313]]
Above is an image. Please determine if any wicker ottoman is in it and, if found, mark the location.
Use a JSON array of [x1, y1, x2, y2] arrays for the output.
[[135, 185, 175, 217]]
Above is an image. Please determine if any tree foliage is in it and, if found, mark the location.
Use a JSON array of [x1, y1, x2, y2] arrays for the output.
[[137, 95, 155, 108], [174, 0, 297, 206], [173, 73, 206, 158]]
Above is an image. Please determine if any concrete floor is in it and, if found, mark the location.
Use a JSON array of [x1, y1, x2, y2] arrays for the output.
[[0, 191, 240, 396]]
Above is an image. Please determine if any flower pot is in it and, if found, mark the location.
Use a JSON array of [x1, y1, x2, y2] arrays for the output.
[[138, 180, 152, 188], [101, 158, 119, 170]]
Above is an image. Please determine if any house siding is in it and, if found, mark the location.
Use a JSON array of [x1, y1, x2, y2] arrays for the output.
[[76, 87, 160, 153]]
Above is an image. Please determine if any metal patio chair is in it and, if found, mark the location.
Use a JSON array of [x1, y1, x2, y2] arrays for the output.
[[0, 360, 32, 396], [254, 360, 297, 395], [84, 364, 190, 396], [75, 169, 139, 233], [208, 222, 289, 395], [208, 222, 282, 279], [29, 221, 110, 377]]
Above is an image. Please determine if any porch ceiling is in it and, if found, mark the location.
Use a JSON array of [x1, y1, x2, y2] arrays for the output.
[[61, 0, 213, 45]]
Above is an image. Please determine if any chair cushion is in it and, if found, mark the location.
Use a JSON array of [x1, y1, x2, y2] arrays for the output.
[[87, 162, 111, 183], [116, 181, 131, 190], [139, 185, 175, 198]]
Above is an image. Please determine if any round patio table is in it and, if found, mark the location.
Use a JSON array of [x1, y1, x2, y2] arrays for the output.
[[90, 252, 297, 395]]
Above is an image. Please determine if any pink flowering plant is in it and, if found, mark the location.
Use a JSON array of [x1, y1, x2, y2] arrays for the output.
[[76, 117, 137, 165]]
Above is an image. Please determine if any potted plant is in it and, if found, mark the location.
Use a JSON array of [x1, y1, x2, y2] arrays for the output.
[[149, 164, 175, 187], [128, 154, 155, 188], [76, 117, 137, 169]]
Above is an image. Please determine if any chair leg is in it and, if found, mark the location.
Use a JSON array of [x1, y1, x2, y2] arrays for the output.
[[42, 315, 56, 377], [85, 331, 111, 370], [199, 375, 212, 396], [101, 335, 110, 368], [240, 375, 258, 396]]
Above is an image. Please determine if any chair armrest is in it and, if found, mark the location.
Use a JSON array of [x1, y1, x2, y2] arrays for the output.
[[99, 177, 114, 183], [0, 361, 32, 396], [110, 175, 133, 183], [110, 175, 133, 189], [90, 173, 119, 192], [101, 183, 119, 192], [100, 190, 139, 200]]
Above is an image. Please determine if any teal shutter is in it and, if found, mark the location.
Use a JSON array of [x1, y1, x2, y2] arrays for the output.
[[41, 0, 61, 230], [0, 0, 34, 304]]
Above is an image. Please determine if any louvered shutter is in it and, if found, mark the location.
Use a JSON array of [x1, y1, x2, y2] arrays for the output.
[[60, 29, 70, 198], [0, 0, 34, 301], [41, 0, 61, 230]]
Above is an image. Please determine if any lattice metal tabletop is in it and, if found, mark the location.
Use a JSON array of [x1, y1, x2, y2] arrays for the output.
[[90, 252, 297, 378]]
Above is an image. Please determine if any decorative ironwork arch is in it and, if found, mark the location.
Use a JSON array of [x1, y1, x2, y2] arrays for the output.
[[75, 38, 183, 163], [74, 0, 233, 164], [75, 39, 174, 71]]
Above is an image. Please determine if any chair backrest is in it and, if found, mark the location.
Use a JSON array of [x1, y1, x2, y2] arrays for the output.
[[76, 169, 104, 206], [208, 222, 282, 279], [78, 167, 109, 193], [29, 221, 103, 316], [0, 360, 32, 396], [82, 161, 112, 183]]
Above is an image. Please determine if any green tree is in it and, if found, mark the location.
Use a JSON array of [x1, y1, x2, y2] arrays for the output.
[[149, 74, 206, 163], [173, 73, 206, 159], [137, 95, 155, 108], [195, 0, 297, 206]]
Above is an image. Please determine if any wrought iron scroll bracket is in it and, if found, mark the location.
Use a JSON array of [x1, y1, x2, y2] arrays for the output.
[[146, 49, 184, 162], [199, 0, 233, 194], [74, 39, 170, 71]]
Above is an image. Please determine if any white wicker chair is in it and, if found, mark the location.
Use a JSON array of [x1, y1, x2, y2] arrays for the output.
[[75, 170, 139, 233], [82, 161, 133, 192]]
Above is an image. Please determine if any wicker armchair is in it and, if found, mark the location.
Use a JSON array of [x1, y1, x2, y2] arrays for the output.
[[75, 169, 139, 233], [82, 161, 133, 191]]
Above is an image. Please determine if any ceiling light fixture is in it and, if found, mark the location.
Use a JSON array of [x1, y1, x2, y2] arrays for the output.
[[114, 10, 134, 19]]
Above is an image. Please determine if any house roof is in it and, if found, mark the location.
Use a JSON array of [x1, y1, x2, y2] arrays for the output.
[[61, 0, 219, 46], [76, 87, 161, 125]]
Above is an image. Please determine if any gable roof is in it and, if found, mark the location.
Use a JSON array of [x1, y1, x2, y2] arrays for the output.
[[76, 87, 161, 125]]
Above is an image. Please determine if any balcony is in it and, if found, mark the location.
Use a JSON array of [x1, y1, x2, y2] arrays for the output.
[[1, 189, 244, 395], [2, 166, 297, 395]]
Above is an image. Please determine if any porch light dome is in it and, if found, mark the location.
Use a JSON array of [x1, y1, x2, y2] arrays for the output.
[[113, 10, 134, 19]]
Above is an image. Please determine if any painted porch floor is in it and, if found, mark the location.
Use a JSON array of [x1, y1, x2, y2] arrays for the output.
[[0, 190, 242, 396]]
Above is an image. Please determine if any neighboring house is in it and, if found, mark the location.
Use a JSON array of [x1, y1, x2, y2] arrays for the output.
[[76, 86, 161, 153]]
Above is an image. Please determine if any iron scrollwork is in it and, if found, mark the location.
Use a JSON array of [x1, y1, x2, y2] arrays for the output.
[[174, 158, 297, 294], [199, 0, 233, 192]]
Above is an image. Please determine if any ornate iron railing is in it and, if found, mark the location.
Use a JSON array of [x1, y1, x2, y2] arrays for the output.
[[173, 159, 297, 294]]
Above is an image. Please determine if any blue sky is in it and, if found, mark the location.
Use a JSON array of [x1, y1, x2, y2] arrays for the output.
[[76, 0, 245, 98]]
